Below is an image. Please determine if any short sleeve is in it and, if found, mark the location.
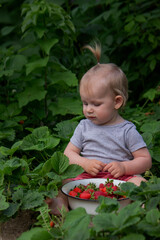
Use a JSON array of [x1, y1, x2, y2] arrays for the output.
[[126, 125, 147, 152], [70, 121, 83, 149]]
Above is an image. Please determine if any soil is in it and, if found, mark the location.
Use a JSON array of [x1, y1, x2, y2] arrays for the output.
[[0, 210, 37, 240]]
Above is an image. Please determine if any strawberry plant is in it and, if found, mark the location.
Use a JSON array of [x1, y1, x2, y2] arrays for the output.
[[17, 176, 160, 240], [0, 126, 83, 221]]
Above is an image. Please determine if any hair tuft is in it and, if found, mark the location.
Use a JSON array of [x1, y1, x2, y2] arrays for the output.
[[82, 43, 101, 63]]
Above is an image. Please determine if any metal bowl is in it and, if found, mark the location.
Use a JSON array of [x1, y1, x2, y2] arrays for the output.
[[61, 178, 131, 215]]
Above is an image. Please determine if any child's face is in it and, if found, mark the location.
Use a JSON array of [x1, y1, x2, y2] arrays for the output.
[[80, 79, 118, 125]]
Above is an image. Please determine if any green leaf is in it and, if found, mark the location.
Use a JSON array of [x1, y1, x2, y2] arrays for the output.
[[12, 187, 24, 200], [20, 126, 60, 151], [0, 142, 22, 157], [41, 159, 52, 176], [49, 71, 78, 87], [140, 121, 160, 134], [152, 147, 160, 162], [63, 208, 91, 240], [49, 97, 82, 116], [6, 55, 27, 71], [93, 201, 142, 234], [54, 120, 78, 140], [142, 132, 153, 146], [3, 158, 22, 175], [17, 79, 47, 108], [0, 129, 15, 141], [47, 181, 58, 195], [138, 219, 160, 237], [50, 152, 69, 174], [143, 88, 157, 101], [17, 228, 51, 240], [1, 26, 15, 36], [22, 190, 44, 209], [146, 209, 160, 225], [150, 59, 156, 71], [3, 202, 20, 217], [38, 38, 58, 55], [26, 57, 49, 75], [21, 175, 29, 184], [0, 190, 9, 210], [47, 172, 63, 183], [121, 233, 145, 240], [62, 164, 84, 179], [96, 196, 119, 213], [31, 230, 52, 240], [120, 182, 137, 195], [135, 15, 146, 23], [124, 20, 135, 32], [35, 27, 46, 38], [0, 102, 21, 120], [0, 171, 4, 185], [93, 212, 115, 232], [146, 195, 160, 210]]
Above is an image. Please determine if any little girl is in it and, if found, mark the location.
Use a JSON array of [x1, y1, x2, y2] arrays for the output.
[[47, 43, 152, 215]]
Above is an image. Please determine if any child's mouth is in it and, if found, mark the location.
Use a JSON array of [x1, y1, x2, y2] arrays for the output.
[[88, 116, 96, 120]]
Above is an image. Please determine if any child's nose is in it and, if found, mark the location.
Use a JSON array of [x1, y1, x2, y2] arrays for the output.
[[87, 104, 93, 113]]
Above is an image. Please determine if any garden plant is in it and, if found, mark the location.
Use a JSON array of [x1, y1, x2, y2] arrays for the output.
[[0, 0, 160, 239]]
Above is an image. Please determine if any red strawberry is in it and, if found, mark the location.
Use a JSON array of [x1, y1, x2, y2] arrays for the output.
[[69, 190, 77, 197], [86, 189, 94, 193], [73, 187, 82, 193], [112, 186, 118, 191], [101, 187, 107, 192], [79, 192, 91, 199], [94, 191, 108, 200], [106, 182, 113, 187], [99, 183, 104, 188], [50, 221, 55, 228]]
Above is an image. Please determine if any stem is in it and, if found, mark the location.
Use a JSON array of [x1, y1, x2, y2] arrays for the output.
[[40, 152, 47, 162], [141, 98, 150, 110], [44, 67, 48, 118]]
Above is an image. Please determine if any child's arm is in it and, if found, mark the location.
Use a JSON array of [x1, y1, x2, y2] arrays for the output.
[[64, 142, 105, 176], [103, 147, 152, 178]]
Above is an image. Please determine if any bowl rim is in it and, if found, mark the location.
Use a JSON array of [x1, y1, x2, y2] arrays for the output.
[[61, 178, 129, 202]]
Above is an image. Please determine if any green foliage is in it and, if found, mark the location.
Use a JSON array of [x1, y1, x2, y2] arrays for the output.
[[17, 227, 52, 240], [0, 0, 160, 237], [19, 177, 160, 240], [0, 126, 83, 220]]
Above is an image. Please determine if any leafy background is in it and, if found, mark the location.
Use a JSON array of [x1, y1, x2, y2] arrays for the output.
[[0, 0, 160, 239]]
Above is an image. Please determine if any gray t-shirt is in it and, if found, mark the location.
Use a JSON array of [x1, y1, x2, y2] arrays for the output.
[[70, 119, 146, 164]]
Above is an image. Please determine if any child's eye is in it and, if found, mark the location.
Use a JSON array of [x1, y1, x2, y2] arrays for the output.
[[94, 103, 101, 106], [83, 102, 88, 106]]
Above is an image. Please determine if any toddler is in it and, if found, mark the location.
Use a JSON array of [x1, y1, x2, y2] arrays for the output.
[[48, 44, 152, 215]]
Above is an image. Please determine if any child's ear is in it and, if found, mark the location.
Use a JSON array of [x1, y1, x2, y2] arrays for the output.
[[114, 95, 123, 109]]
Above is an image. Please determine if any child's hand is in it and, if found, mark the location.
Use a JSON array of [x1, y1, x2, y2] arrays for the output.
[[103, 162, 126, 178], [84, 159, 105, 176]]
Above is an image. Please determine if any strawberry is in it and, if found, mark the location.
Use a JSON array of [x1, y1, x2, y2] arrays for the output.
[[112, 186, 118, 191], [73, 187, 82, 193], [69, 190, 77, 197], [101, 187, 107, 192], [94, 191, 108, 200], [106, 182, 113, 187], [79, 192, 91, 199], [50, 221, 55, 228], [99, 183, 104, 188], [86, 188, 94, 193]]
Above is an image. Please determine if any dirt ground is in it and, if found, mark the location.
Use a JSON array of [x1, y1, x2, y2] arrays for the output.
[[0, 210, 36, 240]]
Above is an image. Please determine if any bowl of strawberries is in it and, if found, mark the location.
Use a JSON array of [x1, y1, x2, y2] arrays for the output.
[[61, 178, 131, 215]]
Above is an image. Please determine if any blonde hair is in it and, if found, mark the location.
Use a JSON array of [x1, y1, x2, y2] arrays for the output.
[[80, 43, 128, 107]]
